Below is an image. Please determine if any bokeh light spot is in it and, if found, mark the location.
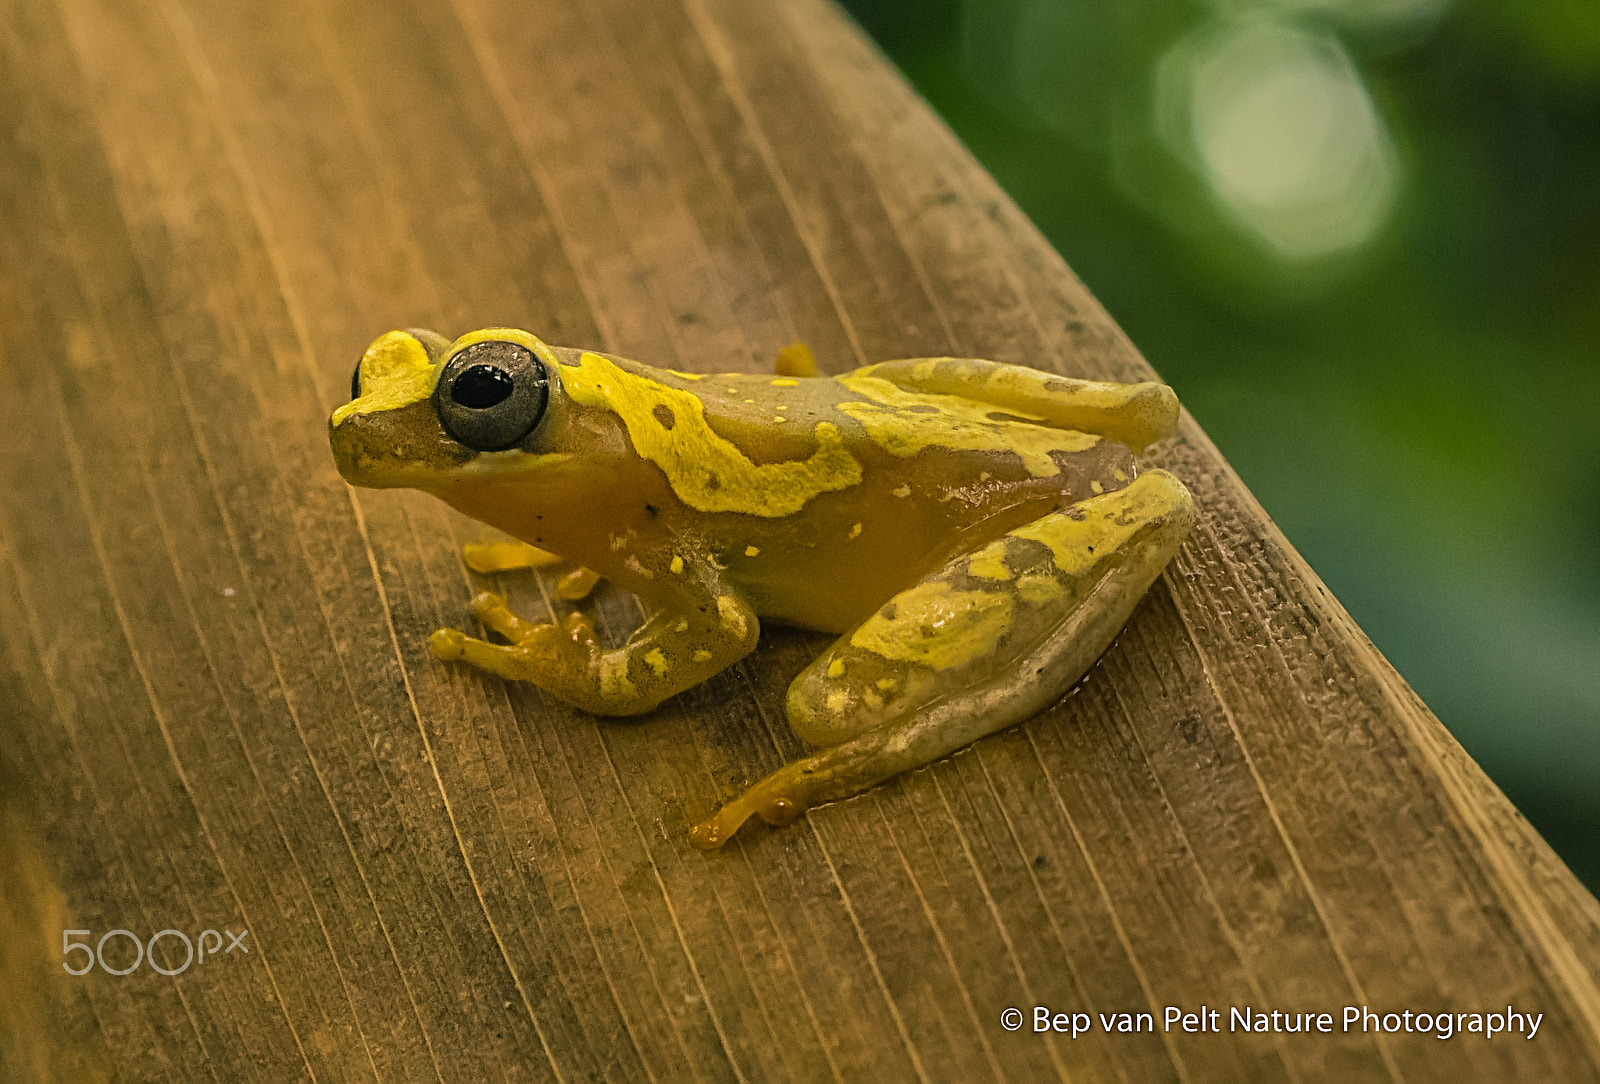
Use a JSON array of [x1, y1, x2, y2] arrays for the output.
[[1159, 18, 1400, 259]]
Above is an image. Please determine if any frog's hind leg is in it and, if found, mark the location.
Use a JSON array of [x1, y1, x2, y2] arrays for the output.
[[689, 469, 1193, 850], [851, 357, 1180, 452]]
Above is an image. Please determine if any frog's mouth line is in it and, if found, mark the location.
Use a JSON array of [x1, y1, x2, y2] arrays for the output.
[[452, 450, 580, 477]]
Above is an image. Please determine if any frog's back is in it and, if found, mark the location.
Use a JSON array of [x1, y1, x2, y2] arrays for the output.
[[535, 345, 1174, 632], [551, 346, 1175, 449]]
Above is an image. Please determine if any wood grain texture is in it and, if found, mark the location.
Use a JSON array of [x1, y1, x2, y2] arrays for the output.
[[2, 0, 1597, 1078]]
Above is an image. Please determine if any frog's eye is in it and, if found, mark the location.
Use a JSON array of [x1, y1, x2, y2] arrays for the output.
[[435, 340, 549, 451]]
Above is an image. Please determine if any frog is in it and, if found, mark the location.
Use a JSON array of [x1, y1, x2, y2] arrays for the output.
[[329, 327, 1193, 850]]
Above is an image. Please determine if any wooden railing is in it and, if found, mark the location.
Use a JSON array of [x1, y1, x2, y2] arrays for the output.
[[2, 0, 1596, 1077]]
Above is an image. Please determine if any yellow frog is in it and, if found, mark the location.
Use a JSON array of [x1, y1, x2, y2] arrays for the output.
[[329, 328, 1193, 849]]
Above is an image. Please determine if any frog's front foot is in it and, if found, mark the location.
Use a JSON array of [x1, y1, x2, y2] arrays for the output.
[[429, 586, 760, 718], [427, 591, 599, 682]]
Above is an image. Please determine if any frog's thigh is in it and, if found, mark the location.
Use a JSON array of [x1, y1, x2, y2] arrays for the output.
[[789, 468, 1193, 744], [690, 470, 1192, 850]]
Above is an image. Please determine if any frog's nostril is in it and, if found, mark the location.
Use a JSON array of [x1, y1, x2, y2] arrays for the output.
[[350, 360, 362, 401]]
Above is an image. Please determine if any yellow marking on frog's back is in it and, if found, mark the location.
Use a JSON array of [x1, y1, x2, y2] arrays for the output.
[[850, 580, 1015, 671], [562, 352, 863, 516], [835, 375, 1098, 477]]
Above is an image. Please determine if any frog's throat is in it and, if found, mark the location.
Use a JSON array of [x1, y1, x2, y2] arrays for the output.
[[330, 328, 561, 427], [560, 351, 863, 517], [835, 375, 1099, 477]]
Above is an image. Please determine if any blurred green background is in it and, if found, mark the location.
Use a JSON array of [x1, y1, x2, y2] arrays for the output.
[[837, 0, 1600, 891]]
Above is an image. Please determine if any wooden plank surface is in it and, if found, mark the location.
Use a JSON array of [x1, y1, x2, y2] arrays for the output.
[[2, 0, 1597, 1078]]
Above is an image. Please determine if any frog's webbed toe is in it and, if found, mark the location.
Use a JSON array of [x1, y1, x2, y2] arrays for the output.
[[458, 591, 592, 644], [467, 591, 541, 643], [691, 470, 1193, 850]]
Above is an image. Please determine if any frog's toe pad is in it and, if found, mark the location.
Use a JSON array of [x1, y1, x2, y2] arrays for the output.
[[687, 794, 772, 852], [429, 628, 467, 661], [689, 772, 813, 851], [688, 819, 729, 851]]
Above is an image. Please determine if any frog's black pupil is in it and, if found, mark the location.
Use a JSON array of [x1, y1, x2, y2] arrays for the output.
[[452, 364, 514, 409]]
